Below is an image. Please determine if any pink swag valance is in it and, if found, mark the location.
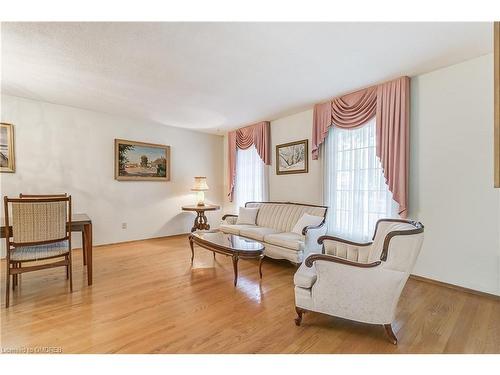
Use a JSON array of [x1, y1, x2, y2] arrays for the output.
[[228, 121, 271, 202], [312, 76, 410, 217]]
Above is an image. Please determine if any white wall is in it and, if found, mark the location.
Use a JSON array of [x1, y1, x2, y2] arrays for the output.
[[410, 54, 500, 295], [269, 109, 323, 205], [221, 54, 500, 295], [0, 95, 224, 255]]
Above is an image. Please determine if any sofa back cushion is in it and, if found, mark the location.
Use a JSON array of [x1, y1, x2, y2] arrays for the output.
[[245, 202, 326, 233]]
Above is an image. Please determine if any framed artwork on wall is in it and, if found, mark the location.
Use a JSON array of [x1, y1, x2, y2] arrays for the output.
[[276, 139, 308, 175], [115, 139, 170, 181], [494, 21, 500, 187], [0, 123, 15, 173]]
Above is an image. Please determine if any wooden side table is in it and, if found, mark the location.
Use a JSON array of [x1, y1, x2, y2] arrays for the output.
[[182, 204, 220, 232]]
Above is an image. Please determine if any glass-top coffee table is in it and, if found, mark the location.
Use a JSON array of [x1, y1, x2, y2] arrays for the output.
[[188, 231, 265, 286]]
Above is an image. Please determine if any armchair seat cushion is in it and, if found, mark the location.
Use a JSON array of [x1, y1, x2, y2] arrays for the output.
[[239, 226, 281, 241], [11, 240, 69, 261], [264, 232, 304, 251], [293, 262, 317, 289], [219, 224, 256, 236]]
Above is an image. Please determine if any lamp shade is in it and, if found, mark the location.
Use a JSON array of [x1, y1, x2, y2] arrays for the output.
[[191, 176, 209, 191]]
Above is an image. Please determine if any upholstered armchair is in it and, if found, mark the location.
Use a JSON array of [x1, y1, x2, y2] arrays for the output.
[[293, 219, 424, 344]]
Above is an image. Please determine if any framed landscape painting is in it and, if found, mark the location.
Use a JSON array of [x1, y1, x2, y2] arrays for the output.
[[276, 139, 308, 175], [115, 139, 170, 181], [0, 123, 15, 173]]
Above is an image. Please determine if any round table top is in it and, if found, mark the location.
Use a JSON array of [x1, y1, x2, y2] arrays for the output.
[[182, 204, 220, 212]]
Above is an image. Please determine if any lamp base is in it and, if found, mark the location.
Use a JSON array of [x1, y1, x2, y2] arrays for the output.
[[196, 191, 205, 206]]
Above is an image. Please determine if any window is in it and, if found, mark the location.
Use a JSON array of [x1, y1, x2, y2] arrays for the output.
[[235, 145, 269, 210], [324, 118, 398, 241]]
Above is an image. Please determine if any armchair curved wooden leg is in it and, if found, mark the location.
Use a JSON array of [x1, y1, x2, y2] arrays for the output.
[[384, 324, 398, 345], [295, 307, 305, 326]]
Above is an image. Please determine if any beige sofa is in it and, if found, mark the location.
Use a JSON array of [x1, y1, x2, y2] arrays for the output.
[[220, 201, 328, 264]]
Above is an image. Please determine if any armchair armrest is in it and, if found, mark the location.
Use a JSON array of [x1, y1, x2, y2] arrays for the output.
[[316, 235, 373, 264], [317, 235, 373, 247], [222, 214, 238, 221], [305, 254, 381, 268]]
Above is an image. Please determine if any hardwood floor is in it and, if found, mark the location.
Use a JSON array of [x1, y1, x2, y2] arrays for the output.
[[1, 234, 499, 353]]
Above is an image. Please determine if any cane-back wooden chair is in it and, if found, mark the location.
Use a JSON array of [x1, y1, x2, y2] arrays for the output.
[[4, 195, 73, 307], [18, 193, 87, 266]]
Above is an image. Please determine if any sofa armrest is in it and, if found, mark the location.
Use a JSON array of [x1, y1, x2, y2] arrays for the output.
[[303, 224, 328, 258], [302, 221, 326, 235], [221, 214, 238, 225], [305, 254, 381, 268]]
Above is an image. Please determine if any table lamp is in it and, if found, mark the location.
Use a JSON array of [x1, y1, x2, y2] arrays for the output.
[[191, 176, 209, 206]]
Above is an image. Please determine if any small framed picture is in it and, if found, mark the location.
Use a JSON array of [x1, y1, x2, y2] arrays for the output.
[[0, 123, 15, 173], [276, 139, 308, 175], [115, 139, 170, 181]]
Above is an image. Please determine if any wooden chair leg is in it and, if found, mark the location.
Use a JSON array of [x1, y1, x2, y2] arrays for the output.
[[384, 324, 398, 345], [295, 306, 305, 326], [5, 262, 10, 308], [65, 255, 69, 279], [68, 252, 73, 292], [12, 263, 17, 290], [16, 262, 21, 286]]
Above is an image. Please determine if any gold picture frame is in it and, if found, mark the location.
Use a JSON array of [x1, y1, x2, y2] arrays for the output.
[[494, 21, 500, 187], [276, 139, 308, 175], [115, 139, 170, 181], [0, 123, 15, 173]]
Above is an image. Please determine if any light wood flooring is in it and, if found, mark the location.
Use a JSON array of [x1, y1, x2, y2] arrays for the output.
[[1, 234, 499, 353]]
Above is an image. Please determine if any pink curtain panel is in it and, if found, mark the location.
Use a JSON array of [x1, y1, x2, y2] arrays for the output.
[[227, 121, 271, 202], [312, 76, 410, 217]]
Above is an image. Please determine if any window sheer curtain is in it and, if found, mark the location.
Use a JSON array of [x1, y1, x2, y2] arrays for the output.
[[235, 145, 269, 210], [324, 118, 398, 241]]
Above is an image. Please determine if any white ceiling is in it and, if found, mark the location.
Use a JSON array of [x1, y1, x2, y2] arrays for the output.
[[1, 22, 493, 134]]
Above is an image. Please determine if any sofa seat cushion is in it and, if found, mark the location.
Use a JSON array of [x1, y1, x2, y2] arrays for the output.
[[264, 232, 304, 251], [294, 262, 317, 289], [264, 244, 303, 264], [219, 224, 256, 236], [239, 226, 280, 241]]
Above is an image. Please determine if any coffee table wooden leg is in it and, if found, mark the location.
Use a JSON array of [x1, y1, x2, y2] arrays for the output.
[[189, 235, 195, 264], [259, 255, 264, 279], [232, 254, 239, 286]]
